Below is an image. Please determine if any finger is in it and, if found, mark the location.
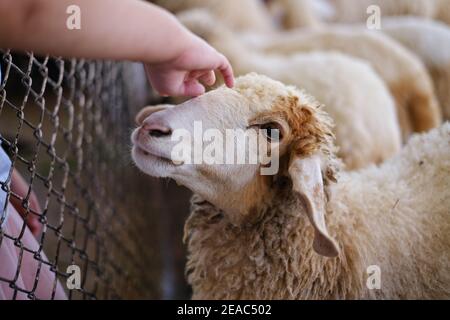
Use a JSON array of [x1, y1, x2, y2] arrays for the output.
[[185, 70, 204, 81], [29, 193, 42, 214], [29, 196, 43, 235], [198, 70, 216, 87], [26, 215, 42, 236], [183, 79, 205, 97], [216, 55, 234, 88]]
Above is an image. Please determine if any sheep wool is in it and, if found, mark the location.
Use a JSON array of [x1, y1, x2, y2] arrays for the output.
[[268, 0, 322, 29], [436, 0, 450, 25]]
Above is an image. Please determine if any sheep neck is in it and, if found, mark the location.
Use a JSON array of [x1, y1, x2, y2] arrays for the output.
[[184, 190, 360, 299]]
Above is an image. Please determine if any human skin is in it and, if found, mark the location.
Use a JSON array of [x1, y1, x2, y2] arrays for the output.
[[0, 0, 234, 96]]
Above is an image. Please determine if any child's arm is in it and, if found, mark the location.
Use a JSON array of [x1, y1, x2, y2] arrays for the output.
[[9, 169, 42, 236], [0, 0, 234, 96]]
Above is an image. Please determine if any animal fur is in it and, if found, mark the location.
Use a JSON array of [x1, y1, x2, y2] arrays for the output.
[[267, 0, 322, 29]]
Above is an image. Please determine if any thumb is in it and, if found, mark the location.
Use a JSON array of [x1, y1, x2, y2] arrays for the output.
[[182, 79, 205, 97]]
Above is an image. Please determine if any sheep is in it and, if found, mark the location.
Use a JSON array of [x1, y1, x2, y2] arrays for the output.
[[151, 0, 275, 32], [436, 0, 450, 25], [266, 0, 322, 29], [380, 17, 450, 121], [240, 26, 442, 139], [131, 73, 450, 299], [178, 10, 402, 170]]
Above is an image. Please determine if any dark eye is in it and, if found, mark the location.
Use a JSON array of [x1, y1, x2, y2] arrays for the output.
[[260, 123, 283, 142]]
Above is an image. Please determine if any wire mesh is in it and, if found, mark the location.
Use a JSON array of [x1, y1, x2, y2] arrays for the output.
[[0, 50, 166, 299]]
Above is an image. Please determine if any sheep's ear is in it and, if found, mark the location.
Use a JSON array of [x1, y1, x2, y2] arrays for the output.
[[135, 104, 172, 126], [288, 155, 339, 258]]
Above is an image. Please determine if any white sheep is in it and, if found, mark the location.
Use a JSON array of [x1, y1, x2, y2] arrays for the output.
[[267, 0, 322, 29], [436, 0, 450, 25], [178, 10, 402, 170], [240, 26, 442, 139], [381, 17, 450, 121], [151, 0, 275, 32], [131, 73, 450, 299]]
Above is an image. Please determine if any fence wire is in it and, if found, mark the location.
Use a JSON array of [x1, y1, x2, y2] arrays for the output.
[[0, 51, 166, 299]]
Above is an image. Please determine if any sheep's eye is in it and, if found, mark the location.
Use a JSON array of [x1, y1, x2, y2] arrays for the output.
[[260, 123, 283, 142]]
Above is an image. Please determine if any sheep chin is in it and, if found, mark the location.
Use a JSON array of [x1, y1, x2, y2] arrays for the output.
[[131, 145, 175, 178]]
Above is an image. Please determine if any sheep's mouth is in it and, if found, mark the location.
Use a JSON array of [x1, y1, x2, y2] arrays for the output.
[[134, 145, 175, 165]]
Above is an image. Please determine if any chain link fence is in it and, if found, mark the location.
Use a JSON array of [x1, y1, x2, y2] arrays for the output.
[[0, 51, 191, 299]]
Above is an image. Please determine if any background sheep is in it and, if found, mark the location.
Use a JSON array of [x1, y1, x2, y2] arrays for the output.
[[436, 0, 450, 25], [267, 0, 322, 29], [150, 0, 275, 32], [179, 10, 402, 170], [381, 17, 450, 121], [241, 26, 441, 139], [131, 73, 450, 299]]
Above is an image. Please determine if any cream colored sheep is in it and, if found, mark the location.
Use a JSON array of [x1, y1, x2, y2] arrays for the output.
[[267, 0, 321, 29], [178, 10, 401, 170], [131, 73, 450, 299], [382, 17, 450, 121], [151, 0, 275, 32], [240, 26, 442, 139], [436, 0, 450, 25]]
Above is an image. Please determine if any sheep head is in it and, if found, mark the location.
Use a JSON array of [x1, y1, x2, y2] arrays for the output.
[[131, 73, 340, 257]]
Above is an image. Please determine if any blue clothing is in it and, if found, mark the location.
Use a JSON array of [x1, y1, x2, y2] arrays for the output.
[[0, 67, 11, 227], [0, 146, 10, 227]]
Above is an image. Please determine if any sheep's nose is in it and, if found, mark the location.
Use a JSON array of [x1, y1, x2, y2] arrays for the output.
[[141, 122, 172, 138]]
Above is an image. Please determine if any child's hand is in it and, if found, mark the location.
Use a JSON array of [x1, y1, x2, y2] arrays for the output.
[[10, 169, 42, 236], [145, 34, 234, 97]]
